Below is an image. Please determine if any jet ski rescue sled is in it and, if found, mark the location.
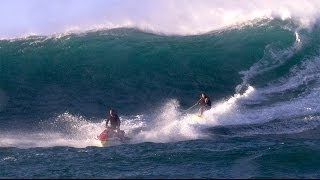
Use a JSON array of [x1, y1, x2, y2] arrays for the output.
[[96, 127, 129, 147]]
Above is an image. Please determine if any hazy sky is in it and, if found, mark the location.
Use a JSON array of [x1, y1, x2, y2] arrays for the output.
[[0, 0, 129, 36], [1, 0, 320, 38]]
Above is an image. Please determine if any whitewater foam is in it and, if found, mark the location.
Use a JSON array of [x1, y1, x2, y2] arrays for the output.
[[214, 54, 320, 136], [132, 86, 256, 143], [1, 0, 320, 38], [236, 28, 302, 93], [0, 112, 148, 148]]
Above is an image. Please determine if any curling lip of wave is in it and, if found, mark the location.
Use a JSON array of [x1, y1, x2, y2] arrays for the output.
[[1, 0, 320, 39]]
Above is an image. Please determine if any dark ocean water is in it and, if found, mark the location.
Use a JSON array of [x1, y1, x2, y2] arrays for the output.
[[1, 19, 320, 178]]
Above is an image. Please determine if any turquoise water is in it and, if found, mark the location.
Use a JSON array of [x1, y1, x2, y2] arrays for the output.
[[1, 19, 320, 178]]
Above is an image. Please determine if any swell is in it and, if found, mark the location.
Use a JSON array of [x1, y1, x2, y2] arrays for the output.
[[0, 19, 296, 126], [1, 18, 320, 147]]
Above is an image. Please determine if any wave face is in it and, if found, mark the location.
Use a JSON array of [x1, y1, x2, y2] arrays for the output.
[[1, 18, 320, 149], [2, 2, 320, 176]]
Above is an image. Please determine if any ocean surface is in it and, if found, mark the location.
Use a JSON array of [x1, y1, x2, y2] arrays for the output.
[[1, 18, 320, 178]]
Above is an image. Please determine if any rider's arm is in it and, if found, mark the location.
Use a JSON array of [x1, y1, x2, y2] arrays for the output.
[[116, 117, 121, 130], [105, 118, 110, 127], [197, 97, 203, 105]]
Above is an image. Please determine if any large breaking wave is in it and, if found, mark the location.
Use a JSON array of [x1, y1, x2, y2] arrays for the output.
[[1, 16, 320, 148]]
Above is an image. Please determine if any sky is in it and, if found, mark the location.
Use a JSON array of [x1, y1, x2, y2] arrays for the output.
[[1, 0, 320, 38]]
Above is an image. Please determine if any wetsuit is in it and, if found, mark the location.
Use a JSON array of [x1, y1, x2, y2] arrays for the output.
[[198, 97, 212, 110], [204, 98, 211, 110], [106, 114, 120, 130]]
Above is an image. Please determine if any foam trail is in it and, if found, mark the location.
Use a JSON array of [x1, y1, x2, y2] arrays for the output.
[[132, 99, 203, 143], [208, 54, 320, 136], [0, 113, 103, 148], [255, 56, 320, 95], [214, 85, 320, 136], [236, 29, 302, 93], [0, 132, 100, 149], [0, 86, 255, 148], [199, 86, 255, 126], [133, 86, 255, 143], [0, 112, 145, 148], [295, 31, 301, 43], [201, 56, 320, 130]]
